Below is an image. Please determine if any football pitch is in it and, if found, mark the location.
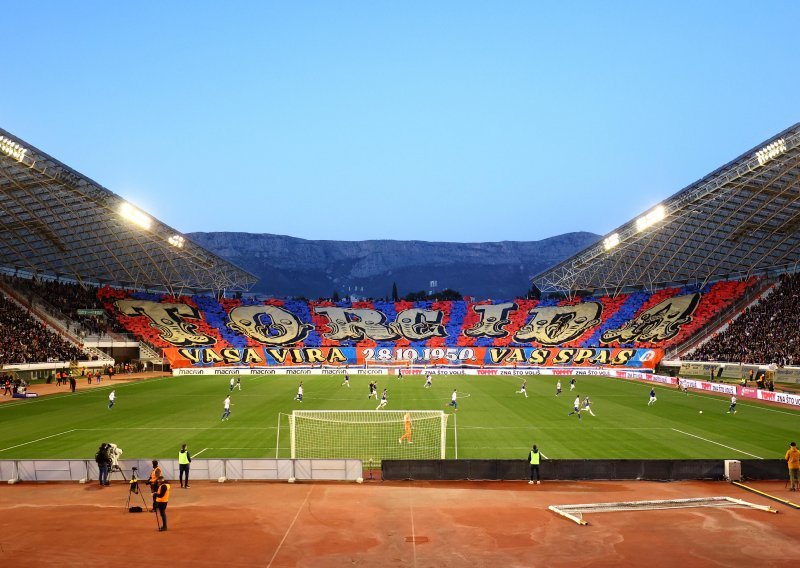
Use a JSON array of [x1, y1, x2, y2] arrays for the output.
[[1, 373, 798, 462]]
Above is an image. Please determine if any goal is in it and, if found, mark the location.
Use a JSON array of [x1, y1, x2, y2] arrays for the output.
[[288, 410, 448, 464], [549, 496, 777, 525]]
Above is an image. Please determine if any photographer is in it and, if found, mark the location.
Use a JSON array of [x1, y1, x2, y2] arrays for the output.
[[95, 443, 111, 487], [153, 476, 170, 532]]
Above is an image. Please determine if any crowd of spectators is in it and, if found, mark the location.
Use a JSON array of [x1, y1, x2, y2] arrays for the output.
[[5, 275, 127, 336], [0, 294, 85, 364], [689, 272, 800, 365]]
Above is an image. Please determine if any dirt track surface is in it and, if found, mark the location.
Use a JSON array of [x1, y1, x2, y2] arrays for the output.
[[1, 479, 798, 567]]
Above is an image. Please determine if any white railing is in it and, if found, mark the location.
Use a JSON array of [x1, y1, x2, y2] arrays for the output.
[[0, 458, 363, 483]]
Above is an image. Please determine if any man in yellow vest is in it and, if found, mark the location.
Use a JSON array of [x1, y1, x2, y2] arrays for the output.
[[528, 444, 541, 485], [154, 476, 170, 531], [786, 442, 800, 491], [178, 444, 192, 488]]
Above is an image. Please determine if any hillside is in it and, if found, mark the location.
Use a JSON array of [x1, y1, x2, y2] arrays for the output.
[[187, 231, 600, 299]]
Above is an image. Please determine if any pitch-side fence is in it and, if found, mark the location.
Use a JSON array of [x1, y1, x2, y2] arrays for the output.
[[0, 458, 362, 483]]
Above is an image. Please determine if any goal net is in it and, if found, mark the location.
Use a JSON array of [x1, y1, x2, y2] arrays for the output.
[[289, 410, 448, 464]]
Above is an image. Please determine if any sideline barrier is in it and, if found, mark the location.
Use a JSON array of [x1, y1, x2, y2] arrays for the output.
[[1, 458, 362, 483], [382, 459, 789, 481], [3, 458, 788, 483]]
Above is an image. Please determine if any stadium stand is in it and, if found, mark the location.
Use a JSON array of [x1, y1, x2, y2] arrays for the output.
[[2, 124, 800, 373], [688, 272, 800, 365], [4, 275, 127, 336], [0, 293, 84, 364]]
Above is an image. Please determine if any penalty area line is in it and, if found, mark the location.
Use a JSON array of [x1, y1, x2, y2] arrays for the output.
[[0, 429, 77, 453], [671, 428, 763, 459]]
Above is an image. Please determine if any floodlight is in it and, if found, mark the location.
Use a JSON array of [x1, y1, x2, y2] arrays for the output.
[[0, 136, 27, 162], [168, 235, 185, 248], [119, 202, 152, 230], [604, 233, 620, 250], [636, 205, 666, 232], [755, 138, 787, 166]]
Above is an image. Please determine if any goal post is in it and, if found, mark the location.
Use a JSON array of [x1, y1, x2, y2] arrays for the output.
[[289, 410, 448, 464]]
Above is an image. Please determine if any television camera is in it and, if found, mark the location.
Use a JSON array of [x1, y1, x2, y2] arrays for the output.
[[107, 443, 123, 471]]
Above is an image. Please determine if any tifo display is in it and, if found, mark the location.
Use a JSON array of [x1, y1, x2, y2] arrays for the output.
[[97, 278, 756, 368]]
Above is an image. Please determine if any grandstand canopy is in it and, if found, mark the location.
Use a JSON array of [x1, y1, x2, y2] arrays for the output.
[[533, 123, 800, 296], [0, 128, 257, 294]]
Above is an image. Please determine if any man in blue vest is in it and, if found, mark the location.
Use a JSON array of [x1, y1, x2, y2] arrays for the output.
[[528, 444, 541, 485]]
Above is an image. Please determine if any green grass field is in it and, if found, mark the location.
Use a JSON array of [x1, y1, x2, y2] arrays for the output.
[[1, 373, 799, 462]]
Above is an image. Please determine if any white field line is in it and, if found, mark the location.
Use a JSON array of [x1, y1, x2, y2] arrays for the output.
[[194, 447, 274, 450], [598, 373, 800, 416], [267, 485, 313, 568], [676, 389, 800, 417], [0, 375, 173, 410], [461, 426, 668, 430], [76, 427, 278, 430], [0, 429, 77, 452], [671, 428, 763, 459], [192, 447, 209, 457]]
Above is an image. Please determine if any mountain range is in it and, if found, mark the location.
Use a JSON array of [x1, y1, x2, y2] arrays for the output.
[[188, 231, 600, 299]]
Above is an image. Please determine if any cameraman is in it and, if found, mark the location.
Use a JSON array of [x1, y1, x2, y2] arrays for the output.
[[153, 476, 170, 531], [95, 443, 111, 486]]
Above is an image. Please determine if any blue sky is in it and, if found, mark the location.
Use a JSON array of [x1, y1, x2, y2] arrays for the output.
[[2, 2, 798, 242]]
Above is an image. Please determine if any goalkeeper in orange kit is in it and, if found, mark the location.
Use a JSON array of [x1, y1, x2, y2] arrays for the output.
[[398, 411, 413, 444]]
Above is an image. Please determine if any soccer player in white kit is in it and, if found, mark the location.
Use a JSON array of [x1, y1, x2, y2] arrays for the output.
[[516, 380, 528, 398], [295, 382, 304, 402], [448, 389, 458, 412], [728, 395, 737, 414], [567, 395, 582, 419], [376, 388, 388, 409], [424, 373, 432, 388], [108, 390, 116, 409]]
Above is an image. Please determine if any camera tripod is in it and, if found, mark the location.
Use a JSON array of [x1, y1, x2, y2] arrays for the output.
[[109, 464, 127, 482], [124, 470, 150, 513]]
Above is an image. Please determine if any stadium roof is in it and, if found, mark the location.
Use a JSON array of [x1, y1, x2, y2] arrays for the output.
[[532, 123, 800, 296], [0, 128, 257, 294]]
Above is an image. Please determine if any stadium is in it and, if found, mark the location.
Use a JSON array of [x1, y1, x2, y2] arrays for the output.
[[2, 120, 800, 564]]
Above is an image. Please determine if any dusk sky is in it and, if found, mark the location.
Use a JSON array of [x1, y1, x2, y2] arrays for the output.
[[2, 2, 798, 242]]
